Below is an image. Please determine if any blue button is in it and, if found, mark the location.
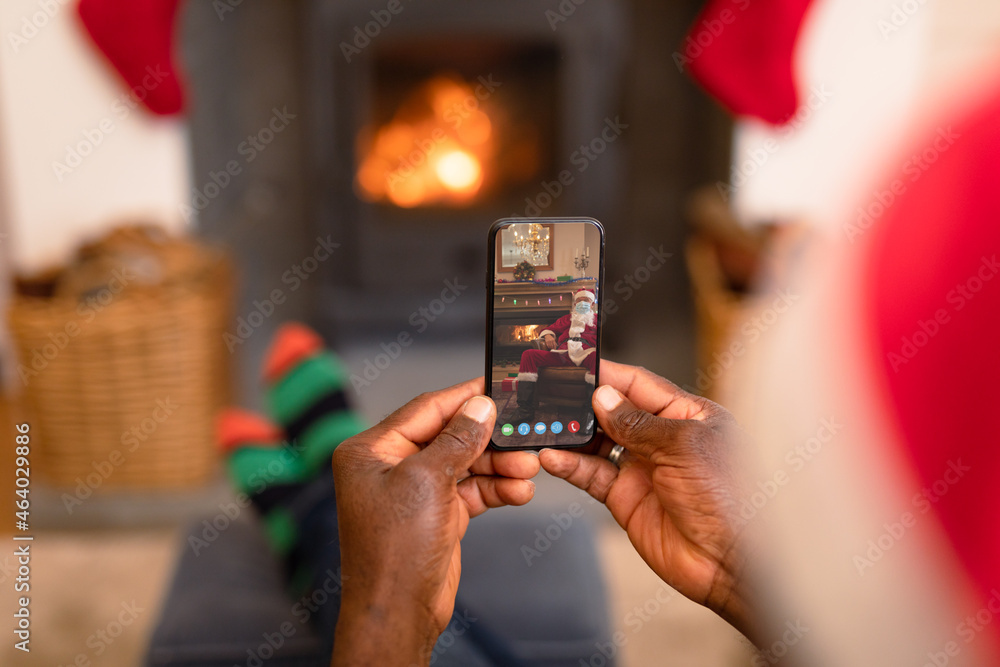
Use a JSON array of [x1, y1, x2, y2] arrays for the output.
[[534, 422, 546, 434], [517, 423, 530, 436], [550, 421, 563, 434]]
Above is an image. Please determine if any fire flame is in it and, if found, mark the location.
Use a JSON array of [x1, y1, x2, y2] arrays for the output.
[[510, 324, 542, 342], [356, 76, 495, 207]]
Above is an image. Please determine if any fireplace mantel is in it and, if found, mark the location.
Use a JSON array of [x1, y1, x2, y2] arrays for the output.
[[493, 279, 596, 323]]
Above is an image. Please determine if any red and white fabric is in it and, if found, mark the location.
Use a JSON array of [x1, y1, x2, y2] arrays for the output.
[[729, 74, 1000, 665], [518, 310, 598, 384]]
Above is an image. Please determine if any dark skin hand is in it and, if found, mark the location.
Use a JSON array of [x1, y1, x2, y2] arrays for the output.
[[539, 360, 756, 640], [331, 378, 540, 667], [331, 362, 757, 665]]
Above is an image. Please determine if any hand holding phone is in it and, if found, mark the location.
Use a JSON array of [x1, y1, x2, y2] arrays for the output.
[[485, 217, 605, 450]]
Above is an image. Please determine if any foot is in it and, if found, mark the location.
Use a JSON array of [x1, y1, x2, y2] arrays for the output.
[[215, 323, 367, 557], [264, 323, 367, 474]]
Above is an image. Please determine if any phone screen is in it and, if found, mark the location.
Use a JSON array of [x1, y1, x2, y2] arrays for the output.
[[486, 218, 604, 450]]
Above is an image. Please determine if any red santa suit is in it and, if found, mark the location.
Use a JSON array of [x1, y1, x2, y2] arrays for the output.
[[517, 307, 597, 385]]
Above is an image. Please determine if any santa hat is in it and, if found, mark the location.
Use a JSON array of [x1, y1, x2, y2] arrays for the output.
[[573, 289, 595, 302], [735, 79, 1000, 664]]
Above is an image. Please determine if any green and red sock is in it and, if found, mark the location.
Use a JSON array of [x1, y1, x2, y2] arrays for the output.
[[263, 323, 366, 475], [216, 408, 303, 554], [216, 323, 366, 557]]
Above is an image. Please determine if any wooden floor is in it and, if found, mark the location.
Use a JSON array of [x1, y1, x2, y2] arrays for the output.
[[491, 382, 595, 447]]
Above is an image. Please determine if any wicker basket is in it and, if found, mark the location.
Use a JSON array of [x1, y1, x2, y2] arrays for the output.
[[7, 227, 233, 490]]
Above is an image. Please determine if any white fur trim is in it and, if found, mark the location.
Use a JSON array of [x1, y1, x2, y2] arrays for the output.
[[568, 342, 597, 365], [584, 373, 595, 385], [536, 330, 556, 341], [517, 372, 538, 382], [574, 290, 596, 302]]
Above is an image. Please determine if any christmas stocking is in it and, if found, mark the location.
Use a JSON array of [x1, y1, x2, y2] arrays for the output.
[[678, 0, 816, 125], [76, 0, 186, 115]]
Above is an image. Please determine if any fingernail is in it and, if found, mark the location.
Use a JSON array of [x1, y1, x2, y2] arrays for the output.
[[464, 396, 493, 423], [595, 385, 622, 411]]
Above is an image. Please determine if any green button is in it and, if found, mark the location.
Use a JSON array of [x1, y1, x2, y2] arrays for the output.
[[501, 423, 514, 436]]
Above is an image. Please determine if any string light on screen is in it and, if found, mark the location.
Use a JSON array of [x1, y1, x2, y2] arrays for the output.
[[501, 292, 588, 307]]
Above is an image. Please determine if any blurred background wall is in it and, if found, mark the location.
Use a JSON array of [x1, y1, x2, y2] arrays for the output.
[[0, 0, 189, 270], [0, 0, 995, 398], [180, 0, 732, 406]]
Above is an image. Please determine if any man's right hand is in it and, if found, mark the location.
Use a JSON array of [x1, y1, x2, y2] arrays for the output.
[[541, 334, 557, 350], [538, 360, 756, 640]]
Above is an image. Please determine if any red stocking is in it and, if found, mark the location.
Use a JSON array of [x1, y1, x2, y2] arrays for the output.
[[76, 0, 186, 115], [679, 0, 816, 126]]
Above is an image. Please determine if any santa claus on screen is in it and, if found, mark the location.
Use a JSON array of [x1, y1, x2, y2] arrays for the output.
[[508, 289, 597, 422]]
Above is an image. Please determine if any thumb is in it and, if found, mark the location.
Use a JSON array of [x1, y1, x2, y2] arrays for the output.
[[592, 385, 694, 461], [416, 395, 496, 478]]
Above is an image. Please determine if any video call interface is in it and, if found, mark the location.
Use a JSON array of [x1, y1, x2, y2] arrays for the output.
[[490, 220, 602, 448]]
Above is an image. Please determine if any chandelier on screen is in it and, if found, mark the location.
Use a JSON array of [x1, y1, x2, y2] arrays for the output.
[[513, 224, 550, 264]]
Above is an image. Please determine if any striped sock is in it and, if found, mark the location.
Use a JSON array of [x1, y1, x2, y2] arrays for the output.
[[263, 323, 367, 474], [216, 408, 302, 554], [216, 322, 365, 572]]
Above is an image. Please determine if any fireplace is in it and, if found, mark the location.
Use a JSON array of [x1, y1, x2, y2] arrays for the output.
[[498, 324, 545, 345], [493, 323, 546, 369], [306, 0, 628, 336], [355, 42, 559, 209]]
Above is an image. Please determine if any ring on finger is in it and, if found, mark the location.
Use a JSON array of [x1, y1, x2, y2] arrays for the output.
[[608, 444, 626, 468]]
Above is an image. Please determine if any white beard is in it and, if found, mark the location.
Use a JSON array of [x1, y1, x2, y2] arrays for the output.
[[569, 310, 595, 337], [567, 309, 596, 365]]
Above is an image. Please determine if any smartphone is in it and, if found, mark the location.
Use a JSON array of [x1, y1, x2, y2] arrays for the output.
[[486, 217, 605, 450]]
